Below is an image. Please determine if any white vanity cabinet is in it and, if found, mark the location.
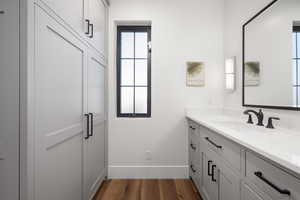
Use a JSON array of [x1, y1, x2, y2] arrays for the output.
[[187, 118, 300, 200], [188, 120, 241, 200], [188, 121, 202, 189]]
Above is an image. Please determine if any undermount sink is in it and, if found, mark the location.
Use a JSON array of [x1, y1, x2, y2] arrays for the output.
[[212, 120, 267, 133]]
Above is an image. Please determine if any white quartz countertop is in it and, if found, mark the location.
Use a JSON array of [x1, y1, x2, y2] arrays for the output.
[[186, 110, 300, 177]]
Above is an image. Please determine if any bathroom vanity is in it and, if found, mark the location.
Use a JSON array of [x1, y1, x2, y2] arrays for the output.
[[187, 111, 300, 200]]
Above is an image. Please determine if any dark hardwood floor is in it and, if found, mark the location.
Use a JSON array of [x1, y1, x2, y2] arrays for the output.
[[93, 179, 202, 200]]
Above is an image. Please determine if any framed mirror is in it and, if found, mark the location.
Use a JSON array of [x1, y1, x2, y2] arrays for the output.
[[243, 0, 300, 110]]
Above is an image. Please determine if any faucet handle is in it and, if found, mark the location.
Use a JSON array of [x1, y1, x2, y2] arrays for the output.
[[266, 117, 280, 129], [245, 114, 253, 124]]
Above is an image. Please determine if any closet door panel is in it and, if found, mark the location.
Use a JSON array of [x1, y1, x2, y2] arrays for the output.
[[40, 0, 85, 32], [0, 0, 19, 199], [87, 0, 107, 55], [88, 56, 105, 120], [85, 121, 105, 199], [35, 6, 86, 200], [84, 53, 106, 199]]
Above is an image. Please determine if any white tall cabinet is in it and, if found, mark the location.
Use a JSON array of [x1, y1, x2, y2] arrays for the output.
[[0, 0, 108, 200]]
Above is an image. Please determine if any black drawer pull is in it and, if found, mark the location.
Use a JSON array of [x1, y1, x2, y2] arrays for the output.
[[212, 165, 217, 182], [208, 160, 213, 176], [190, 165, 196, 173], [205, 137, 222, 149], [189, 126, 196, 130], [254, 172, 291, 196], [190, 143, 196, 150]]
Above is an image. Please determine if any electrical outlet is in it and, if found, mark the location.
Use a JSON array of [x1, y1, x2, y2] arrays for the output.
[[146, 150, 152, 160]]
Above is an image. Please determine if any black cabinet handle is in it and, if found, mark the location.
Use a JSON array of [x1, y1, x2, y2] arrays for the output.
[[190, 165, 196, 173], [205, 137, 222, 149], [85, 19, 90, 35], [190, 143, 196, 150], [89, 113, 94, 136], [89, 23, 94, 38], [208, 160, 213, 176], [84, 114, 90, 140], [254, 172, 291, 196], [189, 126, 196, 130], [212, 165, 217, 182]]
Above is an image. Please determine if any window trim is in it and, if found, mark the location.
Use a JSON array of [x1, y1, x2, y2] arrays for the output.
[[116, 26, 152, 118], [293, 27, 300, 107]]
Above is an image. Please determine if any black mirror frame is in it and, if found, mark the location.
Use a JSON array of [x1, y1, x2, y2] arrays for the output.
[[242, 0, 300, 111]]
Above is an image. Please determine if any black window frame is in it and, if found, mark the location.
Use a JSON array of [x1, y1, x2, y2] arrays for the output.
[[116, 26, 152, 118], [293, 26, 300, 107]]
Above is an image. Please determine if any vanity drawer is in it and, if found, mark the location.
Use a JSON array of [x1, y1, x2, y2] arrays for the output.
[[246, 151, 300, 200], [200, 126, 241, 171]]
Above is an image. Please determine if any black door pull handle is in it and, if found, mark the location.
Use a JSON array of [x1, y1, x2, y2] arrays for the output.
[[89, 23, 94, 38], [208, 160, 213, 176], [89, 113, 94, 136], [254, 172, 291, 196], [84, 114, 90, 140], [190, 165, 196, 173], [205, 137, 222, 149], [85, 19, 90, 35], [190, 143, 196, 150], [212, 165, 217, 182]]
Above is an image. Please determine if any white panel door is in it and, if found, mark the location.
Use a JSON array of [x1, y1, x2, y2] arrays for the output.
[[0, 0, 19, 199], [35, 6, 87, 200], [40, 0, 85, 32], [84, 52, 106, 200], [87, 0, 107, 55]]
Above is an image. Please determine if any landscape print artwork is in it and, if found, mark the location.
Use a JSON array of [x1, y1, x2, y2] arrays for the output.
[[186, 62, 205, 87], [245, 62, 260, 86]]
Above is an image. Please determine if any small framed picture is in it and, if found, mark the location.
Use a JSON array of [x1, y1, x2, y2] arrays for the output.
[[186, 62, 205, 87]]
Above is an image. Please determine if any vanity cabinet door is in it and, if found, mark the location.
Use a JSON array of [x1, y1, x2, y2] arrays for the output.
[[202, 153, 218, 200], [219, 163, 240, 200], [242, 182, 273, 200]]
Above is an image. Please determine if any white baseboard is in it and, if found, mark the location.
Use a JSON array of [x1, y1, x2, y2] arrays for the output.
[[108, 165, 188, 179]]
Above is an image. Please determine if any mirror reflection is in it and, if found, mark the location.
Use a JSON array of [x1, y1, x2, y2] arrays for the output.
[[243, 0, 300, 109]]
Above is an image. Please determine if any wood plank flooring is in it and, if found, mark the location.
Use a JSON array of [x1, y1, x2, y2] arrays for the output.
[[94, 179, 202, 200]]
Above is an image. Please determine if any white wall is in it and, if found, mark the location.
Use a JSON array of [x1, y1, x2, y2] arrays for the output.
[[108, 0, 224, 178], [224, 0, 300, 128]]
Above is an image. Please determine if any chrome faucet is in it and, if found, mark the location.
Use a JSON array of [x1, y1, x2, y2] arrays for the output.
[[243, 109, 264, 126]]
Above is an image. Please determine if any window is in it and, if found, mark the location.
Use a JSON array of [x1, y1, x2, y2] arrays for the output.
[[117, 26, 151, 117], [293, 26, 300, 107]]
